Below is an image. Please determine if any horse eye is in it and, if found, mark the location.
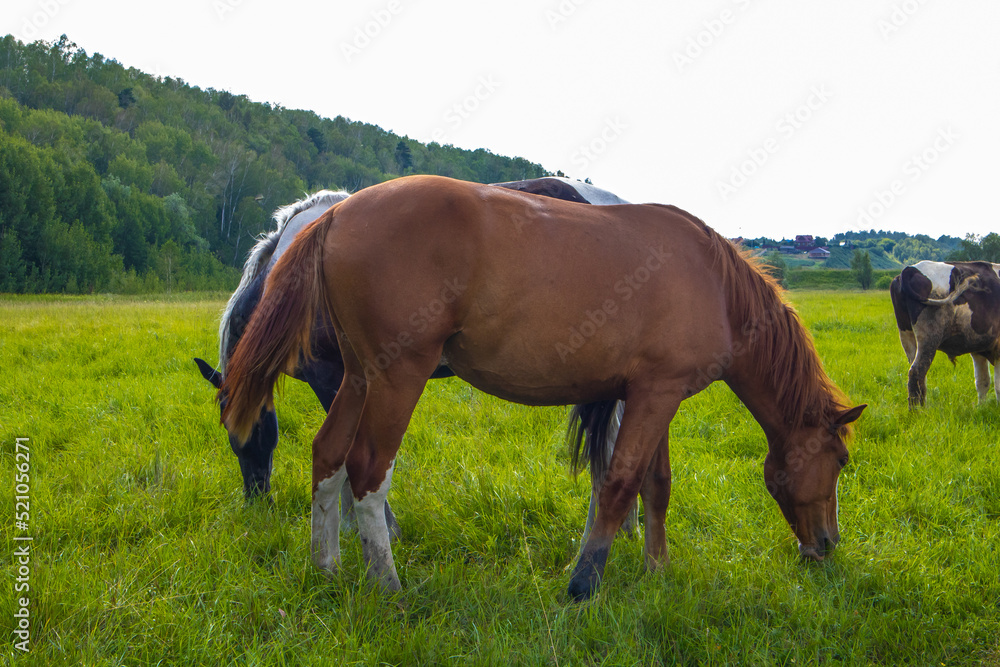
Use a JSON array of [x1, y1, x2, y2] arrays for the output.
[[838, 456, 849, 469]]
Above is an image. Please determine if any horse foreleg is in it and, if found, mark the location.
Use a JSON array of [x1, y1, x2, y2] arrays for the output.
[[579, 401, 637, 555], [568, 391, 680, 601], [640, 437, 671, 572]]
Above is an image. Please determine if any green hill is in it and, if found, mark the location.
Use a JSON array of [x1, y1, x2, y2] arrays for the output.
[[823, 246, 902, 270], [0, 35, 548, 293]]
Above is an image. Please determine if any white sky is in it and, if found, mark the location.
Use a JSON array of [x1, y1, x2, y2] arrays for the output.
[[3, 0, 998, 241]]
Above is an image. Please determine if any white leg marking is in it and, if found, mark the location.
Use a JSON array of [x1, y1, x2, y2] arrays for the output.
[[311, 468, 348, 573], [354, 460, 400, 590], [973, 354, 991, 402], [340, 480, 357, 533]]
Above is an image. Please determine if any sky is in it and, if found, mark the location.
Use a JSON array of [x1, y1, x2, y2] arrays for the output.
[[2, 0, 998, 241]]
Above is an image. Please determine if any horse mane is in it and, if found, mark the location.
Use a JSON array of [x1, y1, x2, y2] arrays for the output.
[[670, 206, 852, 434], [218, 189, 349, 373]]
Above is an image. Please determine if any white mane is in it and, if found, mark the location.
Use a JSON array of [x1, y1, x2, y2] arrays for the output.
[[218, 189, 350, 373]]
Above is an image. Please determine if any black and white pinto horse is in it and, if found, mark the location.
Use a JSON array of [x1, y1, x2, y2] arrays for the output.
[[890, 259, 1000, 407], [195, 177, 635, 540]]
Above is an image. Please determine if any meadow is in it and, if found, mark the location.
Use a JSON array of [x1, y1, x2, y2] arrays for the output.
[[1, 291, 998, 666]]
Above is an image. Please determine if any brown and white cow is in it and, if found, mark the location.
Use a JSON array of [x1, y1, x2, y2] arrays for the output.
[[890, 260, 1000, 407]]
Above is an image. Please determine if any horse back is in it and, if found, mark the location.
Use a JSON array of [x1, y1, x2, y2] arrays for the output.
[[320, 176, 733, 406]]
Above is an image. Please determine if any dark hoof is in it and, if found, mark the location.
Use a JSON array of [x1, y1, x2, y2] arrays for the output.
[[567, 575, 598, 602], [567, 546, 609, 602], [244, 492, 275, 508]]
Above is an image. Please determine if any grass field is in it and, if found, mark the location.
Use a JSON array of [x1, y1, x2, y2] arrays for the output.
[[2, 291, 999, 665]]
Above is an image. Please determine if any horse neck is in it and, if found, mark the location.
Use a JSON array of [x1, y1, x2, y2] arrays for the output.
[[720, 297, 826, 454], [724, 363, 791, 453]]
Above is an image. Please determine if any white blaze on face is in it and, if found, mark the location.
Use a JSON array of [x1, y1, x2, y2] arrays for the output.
[[914, 260, 955, 298], [311, 467, 348, 572]]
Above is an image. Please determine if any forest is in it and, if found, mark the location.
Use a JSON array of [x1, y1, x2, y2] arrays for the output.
[[1, 35, 997, 294], [0, 35, 547, 293]]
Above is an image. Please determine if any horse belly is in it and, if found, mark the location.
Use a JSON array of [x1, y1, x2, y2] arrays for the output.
[[440, 326, 626, 406]]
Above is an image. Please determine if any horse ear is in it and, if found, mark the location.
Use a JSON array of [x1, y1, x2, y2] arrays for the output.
[[194, 357, 223, 389], [828, 404, 867, 433]]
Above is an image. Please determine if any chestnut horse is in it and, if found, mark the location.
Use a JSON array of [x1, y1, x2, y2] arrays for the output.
[[222, 175, 865, 601], [195, 180, 635, 538]]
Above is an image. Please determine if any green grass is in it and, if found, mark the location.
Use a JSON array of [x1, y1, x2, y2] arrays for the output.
[[784, 269, 899, 290], [2, 292, 999, 665]]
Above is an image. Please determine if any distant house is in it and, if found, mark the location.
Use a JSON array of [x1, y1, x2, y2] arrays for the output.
[[808, 247, 831, 260], [794, 235, 814, 250], [780, 245, 797, 254]]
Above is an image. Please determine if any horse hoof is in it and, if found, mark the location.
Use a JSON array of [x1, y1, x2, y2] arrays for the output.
[[567, 576, 596, 602]]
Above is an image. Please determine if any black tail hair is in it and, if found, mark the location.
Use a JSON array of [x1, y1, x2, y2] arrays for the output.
[[567, 400, 618, 480]]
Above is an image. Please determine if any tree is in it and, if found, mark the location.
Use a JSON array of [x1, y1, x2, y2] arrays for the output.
[[394, 140, 412, 173], [760, 250, 787, 284], [307, 127, 327, 153], [851, 249, 874, 289], [117, 87, 135, 109]]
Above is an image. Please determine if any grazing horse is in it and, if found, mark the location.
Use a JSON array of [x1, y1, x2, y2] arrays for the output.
[[890, 259, 1000, 407], [195, 180, 634, 535], [221, 175, 865, 601]]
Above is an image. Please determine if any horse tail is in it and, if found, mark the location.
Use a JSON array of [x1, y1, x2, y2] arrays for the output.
[[221, 211, 334, 444], [567, 400, 620, 481]]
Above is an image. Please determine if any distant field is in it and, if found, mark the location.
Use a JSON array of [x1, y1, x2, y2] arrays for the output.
[[2, 291, 999, 665]]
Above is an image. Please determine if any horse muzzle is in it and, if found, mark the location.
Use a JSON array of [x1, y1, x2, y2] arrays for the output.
[[798, 530, 839, 562]]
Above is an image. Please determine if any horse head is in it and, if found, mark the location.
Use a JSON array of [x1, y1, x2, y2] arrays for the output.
[[763, 404, 866, 561], [195, 357, 277, 500]]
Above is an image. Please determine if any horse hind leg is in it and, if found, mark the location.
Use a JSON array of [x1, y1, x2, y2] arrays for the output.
[[339, 478, 402, 542], [310, 374, 367, 575], [345, 368, 434, 591]]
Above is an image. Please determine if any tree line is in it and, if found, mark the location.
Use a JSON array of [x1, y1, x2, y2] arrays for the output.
[[0, 35, 547, 294]]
